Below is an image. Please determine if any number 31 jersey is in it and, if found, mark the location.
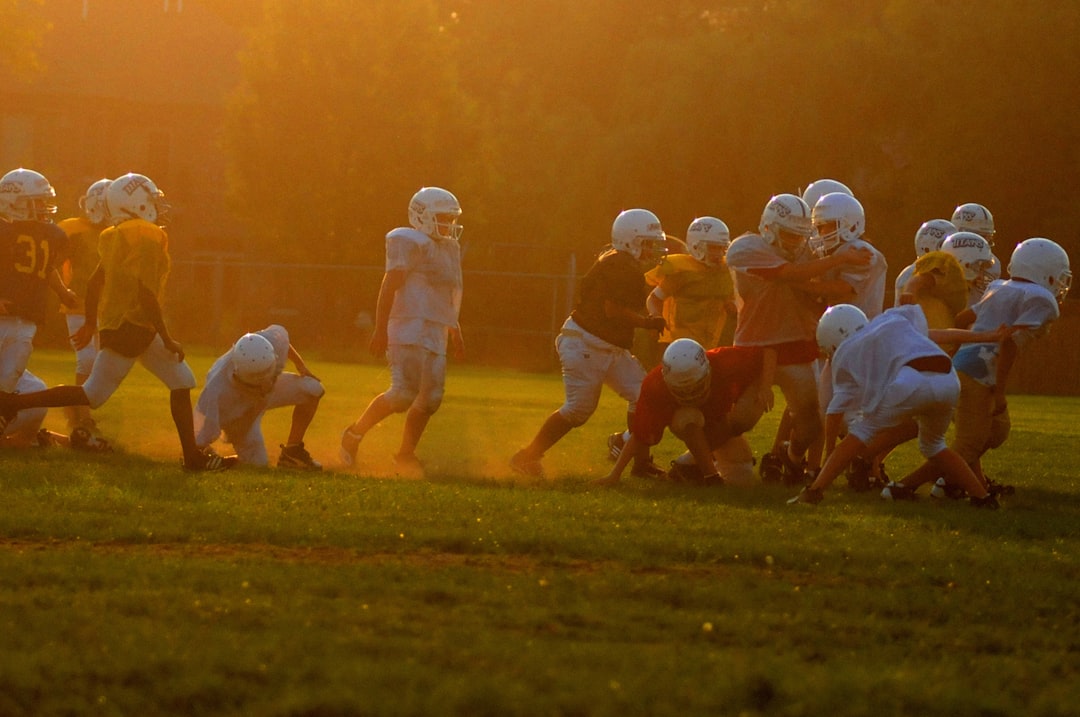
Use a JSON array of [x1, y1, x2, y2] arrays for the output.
[[0, 219, 68, 325]]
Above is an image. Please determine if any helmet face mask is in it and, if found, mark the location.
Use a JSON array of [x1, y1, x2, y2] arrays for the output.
[[409, 187, 462, 241], [809, 192, 865, 258], [816, 304, 868, 358], [686, 216, 730, 266], [1008, 237, 1072, 301], [941, 231, 994, 291], [612, 208, 666, 263], [661, 339, 711, 406], [759, 194, 812, 259], [0, 168, 57, 222]]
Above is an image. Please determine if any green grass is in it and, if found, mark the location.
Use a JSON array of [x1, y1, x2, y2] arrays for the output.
[[2, 350, 1079, 716]]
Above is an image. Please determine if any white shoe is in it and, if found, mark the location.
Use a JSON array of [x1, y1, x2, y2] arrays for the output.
[[339, 427, 363, 466]]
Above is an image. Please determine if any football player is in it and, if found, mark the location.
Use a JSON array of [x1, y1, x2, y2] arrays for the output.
[[726, 193, 871, 485], [595, 339, 775, 488], [788, 303, 1006, 507], [57, 177, 112, 437], [339, 187, 465, 477], [893, 219, 957, 308], [0, 173, 233, 471], [510, 208, 668, 479], [195, 326, 324, 469]]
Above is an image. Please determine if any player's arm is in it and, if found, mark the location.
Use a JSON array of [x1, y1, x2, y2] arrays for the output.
[[287, 344, 319, 381], [594, 432, 641, 486], [369, 269, 406, 357], [762, 244, 872, 284], [449, 324, 465, 360], [71, 265, 104, 350], [646, 287, 665, 318], [48, 268, 78, 308], [138, 283, 183, 361], [603, 298, 666, 332], [822, 411, 845, 461]]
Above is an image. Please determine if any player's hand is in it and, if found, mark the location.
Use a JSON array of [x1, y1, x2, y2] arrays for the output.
[[58, 289, 79, 309], [836, 245, 873, 267], [369, 329, 388, 358], [161, 336, 185, 362], [70, 322, 96, 350], [757, 384, 775, 413], [449, 327, 466, 360], [297, 364, 320, 382], [0, 299, 12, 316], [644, 316, 667, 332]]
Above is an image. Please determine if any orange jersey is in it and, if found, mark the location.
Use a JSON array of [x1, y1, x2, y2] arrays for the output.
[[57, 216, 102, 314], [96, 219, 171, 332]]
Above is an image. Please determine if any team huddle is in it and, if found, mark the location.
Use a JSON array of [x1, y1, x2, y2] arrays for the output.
[[0, 170, 1072, 508]]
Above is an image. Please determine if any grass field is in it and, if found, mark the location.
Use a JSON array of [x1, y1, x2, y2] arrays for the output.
[[1, 349, 1078, 716]]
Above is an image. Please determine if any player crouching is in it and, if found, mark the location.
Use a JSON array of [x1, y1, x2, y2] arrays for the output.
[[595, 339, 775, 487]]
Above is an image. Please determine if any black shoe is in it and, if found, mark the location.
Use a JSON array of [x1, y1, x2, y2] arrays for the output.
[[986, 478, 1015, 497], [787, 486, 824, 505], [185, 448, 239, 472], [278, 442, 322, 471], [69, 427, 113, 453], [969, 494, 1000, 509], [779, 449, 808, 486], [631, 457, 667, 479], [880, 481, 917, 501], [667, 460, 702, 483], [759, 452, 784, 483], [930, 477, 967, 500], [846, 456, 873, 491], [606, 432, 625, 461]]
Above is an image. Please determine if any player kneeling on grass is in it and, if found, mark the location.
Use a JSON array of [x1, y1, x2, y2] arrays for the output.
[[194, 326, 324, 470], [595, 339, 775, 487], [788, 304, 1009, 508]]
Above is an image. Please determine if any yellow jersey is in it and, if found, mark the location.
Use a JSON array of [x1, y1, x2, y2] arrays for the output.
[[57, 216, 103, 314], [96, 219, 171, 332]]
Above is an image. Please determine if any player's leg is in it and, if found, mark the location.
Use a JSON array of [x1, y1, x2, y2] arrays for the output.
[[265, 373, 324, 469], [606, 346, 660, 477], [340, 344, 422, 466], [64, 313, 99, 434], [394, 350, 446, 474]]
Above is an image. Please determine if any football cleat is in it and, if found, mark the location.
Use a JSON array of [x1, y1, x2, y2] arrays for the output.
[[968, 494, 1000, 510], [779, 448, 808, 486], [930, 477, 967, 500], [759, 452, 784, 483], [787, 486, 824, 505], [986, 477, 1015, 497], [278, 442, 322, 471], [667, 460, 704, 484], [880, 481, 918, 502], [393, 453, 425, 479], [606, 432, 625, 461], [630, 457, 667, 480], [184, 448, 238, 472], [69, 427, 113, 453], [339, 426, 363, 466], [510, 449, 545, 478]]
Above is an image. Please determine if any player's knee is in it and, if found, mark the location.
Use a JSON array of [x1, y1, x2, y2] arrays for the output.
[[81, 379, 113, 409], [558, 404, 593, 427], [416, 386, 444, 414], [384, 387, 418, 413], [298, 376, 325, 400]]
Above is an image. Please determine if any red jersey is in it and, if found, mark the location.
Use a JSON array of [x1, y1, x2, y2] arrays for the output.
[[632, 345, 764, 445]]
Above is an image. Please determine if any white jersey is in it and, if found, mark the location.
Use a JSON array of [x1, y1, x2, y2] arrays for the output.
[[385, 227, 463, 355], [194, 325, 290, 447], [893, 262, 916, 307], [726, 233, 820, 347], [830, 304, 945, 416], [952, 279, 1059, 387], [824, 238, 887, 318]]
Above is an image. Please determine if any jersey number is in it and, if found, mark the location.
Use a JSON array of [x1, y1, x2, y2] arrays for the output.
[[14, 234, 50, 279]]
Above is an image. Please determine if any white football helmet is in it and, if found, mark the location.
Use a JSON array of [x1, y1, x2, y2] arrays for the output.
[[78, 178, 113, 226], [951, 202, 995, 245], [759, 193, 812, 258], [941, 231, 995, 293], [801, 178, 853, 212], [685, 216, 730, 266], [106, 173, 169, 223], [1008, 238, 1072, 301], [0, 168, 57, 221], [408, 186, 462, 241], [809, 192, 865, 257], [914, 219, 956, 256], [816, 304, 868, 358], [612, 208, 666, 263], [231, 333, 278, 390], [661, 338, 711, 405]]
